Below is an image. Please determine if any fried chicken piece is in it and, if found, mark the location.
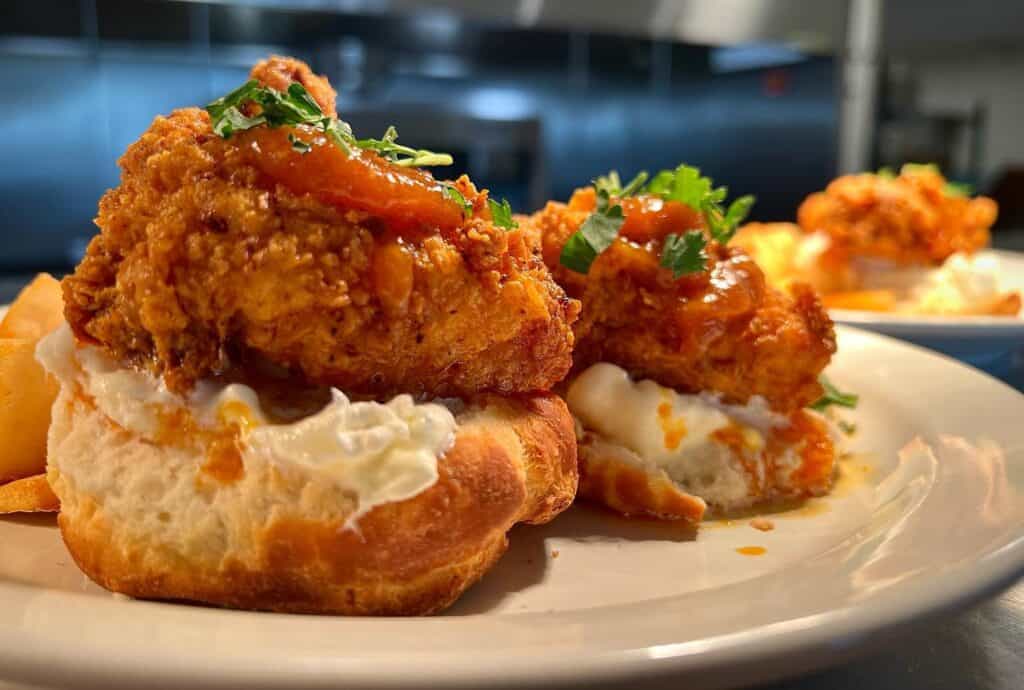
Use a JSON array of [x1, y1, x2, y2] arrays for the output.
[[526, 188, 835, 413], [249, 55, 337, 117], [797, 167, 997, 265], [64, 58, 578, 397]]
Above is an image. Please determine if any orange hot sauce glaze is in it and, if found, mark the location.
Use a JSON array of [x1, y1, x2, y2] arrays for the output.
[[202, 437, 245, 483], [656, 402, 688, 450], [736, 546, 767, 556], [567, 189, 705, 244], [239, 126, 465, 236], [618, 195, 704, 243], [773, 411, 836, 489]]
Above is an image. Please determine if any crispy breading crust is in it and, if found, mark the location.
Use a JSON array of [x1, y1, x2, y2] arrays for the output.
[[50, 390, 577, 615], [63, 59, 578, 397], [525, 194, 836, 412], [249, 55, 338, 117], [798, 169, 997, 265]]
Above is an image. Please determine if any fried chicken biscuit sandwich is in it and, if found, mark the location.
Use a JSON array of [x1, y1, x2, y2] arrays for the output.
[[39, 57, 580, 615], [526, 168, 848, 522], [735, 165, 1019, 315]]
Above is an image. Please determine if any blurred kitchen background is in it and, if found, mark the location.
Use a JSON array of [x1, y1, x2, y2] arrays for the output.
[[2, 0, 1024, 286]]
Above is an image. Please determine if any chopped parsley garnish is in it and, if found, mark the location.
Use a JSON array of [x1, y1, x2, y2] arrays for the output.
[[488, 198, 518, 229], [443, 185, 472, 216], [559, 164, 754, 277], [943, 181, 973, 197], [645, 165, 755, 245], [885, 163, 974, 198], [559, 187, 625, 274], [660, 230, 708, 278], [287, 132, 311, 154], [357, 125, 454, 167], [594, 170, 649, 199], [443, 187, 518, 227], [810, 376, 859, 412], [838, 420, 858, 436], [205, 80, 452, 167], [900, 162, 940, 177]]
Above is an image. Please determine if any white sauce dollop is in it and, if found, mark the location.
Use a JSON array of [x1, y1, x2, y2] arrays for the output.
[[565, 362, 794, 505], [36, 324, 456, 518], [37, 323, 178, 437], [247, 390, 453, 521]]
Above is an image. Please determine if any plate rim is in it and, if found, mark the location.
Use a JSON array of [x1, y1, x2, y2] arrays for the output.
[[2, 324, 1024, 690]]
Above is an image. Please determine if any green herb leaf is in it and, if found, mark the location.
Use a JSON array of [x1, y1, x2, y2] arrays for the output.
[[205, 81, 451, 167], [357, 125, 454, 167], [619, 171, 649, 197], [443, 185, 472, 216], [206, 81, 261, 126], [565, 164, 751, 275], [487, 198, 518, 229], [288, 133, 311, 154], [212, 108, 266, 138], [594, 170, 648, 199], [659, 230, 708, 278], [645, 170, 675, 197], [593, 171, 623, 199], [642, 164, 755, 245], [671, 166, 714, 209], [882, 162, 974, 198], [707, 194, 755, 244], [285, 83, 322, 117], [876, 166, 896, 180], [944, 181, 973, 197], [559, 203, 625, 274], [810, 376, 859, 412], [900, 162, 940, 177]]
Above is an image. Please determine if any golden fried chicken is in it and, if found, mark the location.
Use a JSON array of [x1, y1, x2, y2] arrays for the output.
[[527, 187, 835, 413], [798, 166, 997, 265], [249, 55, 337, 117], [64, 57, 578, 396]]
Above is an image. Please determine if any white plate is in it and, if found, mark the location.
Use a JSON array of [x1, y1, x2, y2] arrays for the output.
[[2, 326, 1024, 690], [829, 250, 1024, 364]]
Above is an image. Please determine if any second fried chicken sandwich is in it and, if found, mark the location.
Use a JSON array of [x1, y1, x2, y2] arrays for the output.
[[527, 167, 849, 523], [735, 165, 1019, 315], [40, 57, 579, 615]]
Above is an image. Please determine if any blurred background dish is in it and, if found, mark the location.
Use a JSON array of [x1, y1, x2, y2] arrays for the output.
[[827, 249, 1024, 365]]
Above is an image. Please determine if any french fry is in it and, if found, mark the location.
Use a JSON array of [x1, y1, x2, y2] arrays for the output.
[[0, 338, 59, 482], [0, 474, 59, 513], [0, 273, 64, 340], [0, 273, 65, 495]]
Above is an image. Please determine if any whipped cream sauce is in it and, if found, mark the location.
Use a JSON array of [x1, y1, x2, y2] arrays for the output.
[[37, 324, 456, 518]]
